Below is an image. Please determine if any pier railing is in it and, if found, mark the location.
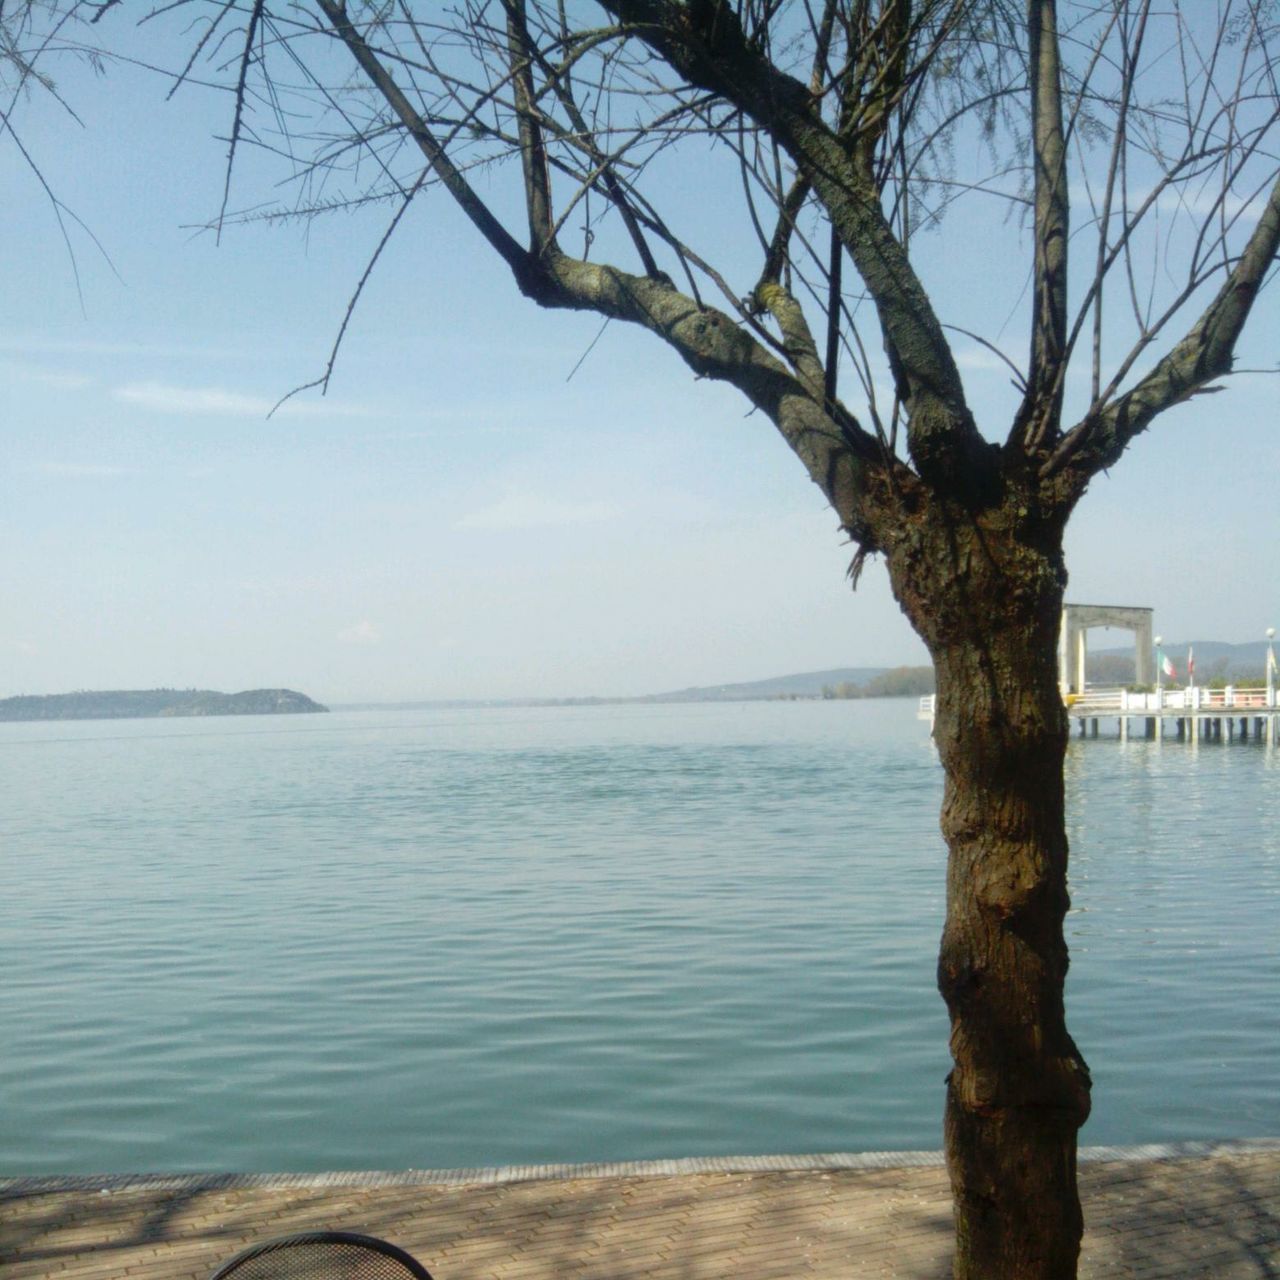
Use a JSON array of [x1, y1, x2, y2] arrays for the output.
[[1073, 685, 1274, 713], [916, 686, 1276, 721]]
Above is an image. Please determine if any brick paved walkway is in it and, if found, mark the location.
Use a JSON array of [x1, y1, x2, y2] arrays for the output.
[[3, 1149, 1277, 1279]]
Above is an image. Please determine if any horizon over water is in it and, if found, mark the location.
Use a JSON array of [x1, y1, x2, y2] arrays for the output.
[[2, 699, 1277, 1175]]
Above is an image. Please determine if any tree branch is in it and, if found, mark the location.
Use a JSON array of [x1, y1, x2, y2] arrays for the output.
[[313, 0, 536, 289], [1010, 0, 1068, 454], [523, 27, 663, 278], [310, 0, 888, 539], [1045, 169, 1280, 483], [596, 0, 994, 494], [503, 0, 556, 253], [751, 278, 825, 399]]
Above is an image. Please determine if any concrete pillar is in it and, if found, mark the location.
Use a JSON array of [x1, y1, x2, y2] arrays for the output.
[[1058, 619, 1071, 691], [1133, 614, 1154, 686], [1060, 604, 1155, 693]]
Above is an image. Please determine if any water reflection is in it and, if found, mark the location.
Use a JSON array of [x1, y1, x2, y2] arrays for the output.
[[1, 701, 1276, 1171]]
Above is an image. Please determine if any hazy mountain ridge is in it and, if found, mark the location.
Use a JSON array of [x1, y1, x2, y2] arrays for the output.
[[18, 638, 1265, 719], [647, 667, 890, 701], [654, 640, 1270, 703], [0, 689, 329, 722], [1090, 639, 1271, 683]]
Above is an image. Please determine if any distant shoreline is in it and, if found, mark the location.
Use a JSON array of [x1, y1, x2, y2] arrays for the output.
[[328, 694, 921, 712], [0, 688, 328, 724], [332, 664, 935, 711]]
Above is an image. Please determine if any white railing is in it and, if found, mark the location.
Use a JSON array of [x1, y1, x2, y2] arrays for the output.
[[1068, 687, 1125, 712], [1203, 685, 1272, 709], [918, 686, 1275, 723], [1070, 685, 1274, 713]]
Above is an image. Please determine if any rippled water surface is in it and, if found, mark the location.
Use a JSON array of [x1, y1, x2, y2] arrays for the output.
[[2, 700, 1276, 1174]]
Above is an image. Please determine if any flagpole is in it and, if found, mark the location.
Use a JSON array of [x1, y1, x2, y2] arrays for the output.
[[1268, 627, 1276, 709], [1153, 635, 1164, 740]]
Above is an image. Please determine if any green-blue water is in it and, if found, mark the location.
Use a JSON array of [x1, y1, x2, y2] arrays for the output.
[[1, 699, 1276, 1174]]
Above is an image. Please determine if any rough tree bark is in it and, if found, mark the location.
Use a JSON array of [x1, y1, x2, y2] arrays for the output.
[[884, 482, 1091, 1277]]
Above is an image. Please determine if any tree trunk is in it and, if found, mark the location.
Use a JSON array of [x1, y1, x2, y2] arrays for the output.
[[885, 495, 1092, 1280]]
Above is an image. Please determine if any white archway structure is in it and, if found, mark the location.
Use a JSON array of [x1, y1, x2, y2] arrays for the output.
[[1058, 604, 1154, 694]]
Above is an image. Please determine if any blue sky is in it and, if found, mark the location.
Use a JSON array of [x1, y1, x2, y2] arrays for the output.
[[3, 14, 1278, 703]]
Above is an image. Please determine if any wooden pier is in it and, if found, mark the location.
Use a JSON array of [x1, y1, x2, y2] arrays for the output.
[[918, 685, 1280, 744]]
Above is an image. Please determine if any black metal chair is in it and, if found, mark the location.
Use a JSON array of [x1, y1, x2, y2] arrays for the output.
[[208, 1230, 434, 1279]]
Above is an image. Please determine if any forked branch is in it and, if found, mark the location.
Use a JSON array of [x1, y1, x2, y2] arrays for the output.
[[596, 0, 992, 491], [1046, 169, 1280, 484], [310, 0, 889, 538]]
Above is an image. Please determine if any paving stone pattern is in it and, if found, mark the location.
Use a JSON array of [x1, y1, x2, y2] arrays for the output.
[[2, 1151, 1277, 1279]]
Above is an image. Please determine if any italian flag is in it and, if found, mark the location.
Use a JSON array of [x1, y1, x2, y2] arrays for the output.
[[1160, 651, 1177, 680]]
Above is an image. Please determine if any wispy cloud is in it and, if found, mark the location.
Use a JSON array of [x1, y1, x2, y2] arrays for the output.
[[25, 462, 140, 478], [113, 381, 373, 419], [1153, 185, 1266, 225], [955, 346, 1022, 374], [337, 619, 381, 645], [0, 336, 244, 359], [455, 494, 621, 531], [115, 383, 268, 415], [0, 362, 95, 391]]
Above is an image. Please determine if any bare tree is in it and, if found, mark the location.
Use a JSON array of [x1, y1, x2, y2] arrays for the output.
[[79, 2, 1280, 1275]]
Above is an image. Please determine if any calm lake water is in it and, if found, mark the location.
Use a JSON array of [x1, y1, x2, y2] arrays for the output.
[[1, 700, 1276, 1175]]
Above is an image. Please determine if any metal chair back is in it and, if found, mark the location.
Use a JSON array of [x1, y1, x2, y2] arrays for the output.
[[208, 1230, 434, 1279]]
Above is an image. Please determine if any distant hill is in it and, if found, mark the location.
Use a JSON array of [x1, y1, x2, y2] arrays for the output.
[[1090, 639, 1270, 683], [0, 688, 329, 723], [821, 665, 935, 699], [647, 667, 889, 701], [337, 638, 1269, 711]]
